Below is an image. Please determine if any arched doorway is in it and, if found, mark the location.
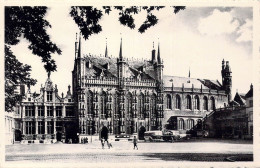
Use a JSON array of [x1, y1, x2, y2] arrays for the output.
[[138, 126, 146, 140], [15, 129, 22, 141], [100, 126, 109, 141]]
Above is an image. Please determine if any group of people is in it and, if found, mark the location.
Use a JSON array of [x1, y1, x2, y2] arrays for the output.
[[100, 136, 138, 150]]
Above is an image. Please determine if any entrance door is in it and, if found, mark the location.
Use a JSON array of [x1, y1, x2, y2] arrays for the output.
[[138, 126, 146, 140], [56, 132, 62, 141], [100, 126, 109, 140]]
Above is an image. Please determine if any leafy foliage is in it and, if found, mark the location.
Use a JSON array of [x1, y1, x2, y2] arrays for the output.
[[5, 45, 37, 111], [5, 6, 61, 74], [70, 6, 185, 39]]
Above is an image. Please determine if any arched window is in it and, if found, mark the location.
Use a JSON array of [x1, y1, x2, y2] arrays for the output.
[[178, 118, 184, 130], [203, 96, 208, 111], [126, 93, 132, 117], [186, 95, 191, 110], [87, 91, 94, 115], [100, 91, 107, 118], [187, 119, 194, 130], [210, 97, 215, 111], [175, 95, 181, 109], [194, 95, 200, 110], [166, 94, 172, 109]]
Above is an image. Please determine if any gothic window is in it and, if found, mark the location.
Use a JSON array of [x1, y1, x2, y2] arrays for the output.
[[126, 93, 132, 118], [139, 93, 145, 118], [203, 96, 208, 111], [150, 94, 156, 118], [66, 106, 74, 116], [47, 91, 52, 101], [178, 118, 184, 130], [186, 119, 194, 130], [175, 95, 181, 109], [87, 91, 94, 116], [25, 121, 35, 134], [25, 106, 35, 117], [166, 94, 172, 109], [100, 92, 107, 118], [186, 95, 192, 110], [210, 97, 215, 111], [194, 95, 200, 110], [38, 121, 44, 134], [38, 106, 44, 116]]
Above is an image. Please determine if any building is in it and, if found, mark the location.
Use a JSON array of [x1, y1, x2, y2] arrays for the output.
[[14, 35, 232, 143], [5, 111, 15, 144], [204, 84, 253, 139]]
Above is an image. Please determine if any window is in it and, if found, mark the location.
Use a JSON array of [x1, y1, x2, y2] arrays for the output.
[[47, 106, 53, 117], [25, 121, 35, 134], [38, 121, 45, 134], [175, 95, 181, 109], [56, 121, 63, 132], [203, 97, 208, 111], [139, 94, 145, 118], [166, 94, 172, 109], [150, 94, 156, 118], [210, 97, 215, 110], [249, 100, 253, 107], [126, 93, 132, 117], [194, 95, 200, 110], [47, 121, 54, 134], [186, 119, 194, 130], [87, 91, 94, 115], [100, 92, 106, 118], [25, 106, 35, 117], [38, 106, 44, 116], [186, 95, 191, 110], [56, 106, 62, 117], [47, 91, 52, 101], [178, 118, 184, 130], [66, 106, 74, 116]]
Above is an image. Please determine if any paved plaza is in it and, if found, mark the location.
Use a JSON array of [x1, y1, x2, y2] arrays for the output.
[[5, 139, 253, 162]]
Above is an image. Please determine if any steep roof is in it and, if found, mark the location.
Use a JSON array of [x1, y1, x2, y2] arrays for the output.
[[233, 92, 246, 106], [245, 85, 253, 98], [163, 75, 222, 90]]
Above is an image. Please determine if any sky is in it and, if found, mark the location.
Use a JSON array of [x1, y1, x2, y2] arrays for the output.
[[11, 6, 253, 98]]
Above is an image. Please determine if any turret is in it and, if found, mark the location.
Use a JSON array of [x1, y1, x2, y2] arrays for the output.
[[151, 42, 156, 64], [155, 42, 164, 92], [221, 60, 232, 103], [117, 38, 126, 91], [105, 38, 108, 57]]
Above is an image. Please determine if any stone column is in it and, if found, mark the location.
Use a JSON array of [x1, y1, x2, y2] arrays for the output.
[[23, 121, 26, 134], [44, 105, 47, 118], [45, 121, 48, 134], [62, 105, 66, 117], [22, 106, 25, 118], [35, 121, 38, 135], [53, 106, 56, 118]]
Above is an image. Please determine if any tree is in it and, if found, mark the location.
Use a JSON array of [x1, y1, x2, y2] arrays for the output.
[[5, 45, 37, 111], [70, 6, 185, 40]]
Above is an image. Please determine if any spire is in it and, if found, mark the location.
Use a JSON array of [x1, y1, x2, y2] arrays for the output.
[[119, 37, 123, 60], [78, 33, 81, 58], [105, 38, 108, 57], [151, 41, 156, 63], [75, 32, 78, 59], [188, 67, 190, 78], [157, 41, 161, 64]]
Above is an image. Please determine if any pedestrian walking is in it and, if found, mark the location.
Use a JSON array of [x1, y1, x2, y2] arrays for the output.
[[101, 137, 105, 149], [133, 136, 138, 150], [106, 140, 112, 149]]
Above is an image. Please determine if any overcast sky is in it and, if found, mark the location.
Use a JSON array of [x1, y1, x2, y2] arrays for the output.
[[11, 6, 253, 98]]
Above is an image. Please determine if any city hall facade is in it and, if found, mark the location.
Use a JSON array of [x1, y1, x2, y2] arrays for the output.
[[14, 36, 232, 143]]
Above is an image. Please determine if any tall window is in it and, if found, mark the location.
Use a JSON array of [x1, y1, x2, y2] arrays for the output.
[[66, 106, 74, 116], [87, 91, 94, 115], [194, 95, 200, 110], [47, 91, 52, 101], [56, 121, 62, 132], [56, 106, 62, 117], [186, 95, 191, 110], [126, 93, 132, 117], [47, 106, 53, 117], [25, 121, 35, 134], [166, 94, 172, 109], [25, 106, 35, 117], [100, 92, 107, 118], [210, 97, 215, 111], [175, 95, 181, 109], [139, 93, 145, 118], [203, 97, 208, 111], [38, 121, 45, 134], [38, 106, 44, 116], [47, 121, 54, 134], [150, 94, 156, 118], [178, 118, 184, 130]]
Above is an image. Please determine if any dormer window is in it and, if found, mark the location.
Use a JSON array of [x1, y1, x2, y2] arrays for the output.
[[47, 91, 52, 101], [68, 99, 72, 102]]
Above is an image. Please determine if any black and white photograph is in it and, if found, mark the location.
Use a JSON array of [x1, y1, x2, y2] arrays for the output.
[[2, 1, 259, 167]]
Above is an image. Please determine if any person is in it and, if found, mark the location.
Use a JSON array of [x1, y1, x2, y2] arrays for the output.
[[101, 137, 105, 149], [133, 136, 138, 150], [106, 140, 112, 149]]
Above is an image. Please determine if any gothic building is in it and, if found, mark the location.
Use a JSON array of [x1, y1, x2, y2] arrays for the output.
[[14, 35, 232, 143], [72, 35, 232, 140]]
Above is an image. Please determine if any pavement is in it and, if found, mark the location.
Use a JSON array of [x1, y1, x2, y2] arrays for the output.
[[5, 139, 253, 162]]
